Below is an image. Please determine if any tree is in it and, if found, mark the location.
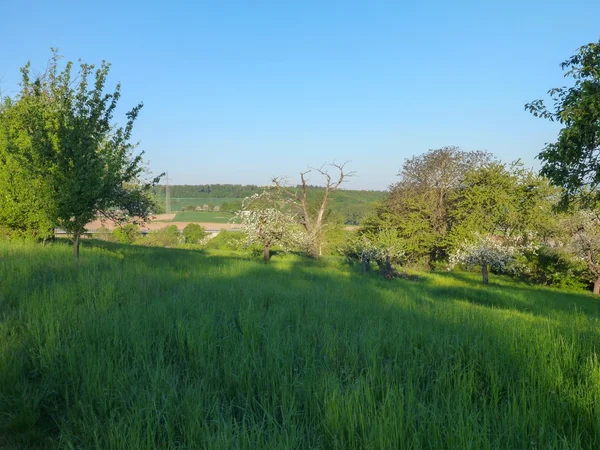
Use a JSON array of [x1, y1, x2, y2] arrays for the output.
[[234, 191, 307, 261], [365, 147, 492, 264], [182, 223, 206, 244], [562, 210, 600, 294], [112, 224, 141, 244], [448, 161, 558, 249], [346, 228, 405, 277], [0, 88, 57, 241], [450, 235, 518, 284], [17, 51, 160, 258], [272, 162, 354, 258], [525, 39, 600, 207]]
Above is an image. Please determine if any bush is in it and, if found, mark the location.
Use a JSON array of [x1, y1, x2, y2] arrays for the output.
[[138, 225, 181, 247], [182, 223, 206, 244], [112, 224, 141, 244], [518, 246, 587, 290], [203, 230, 244, 251]]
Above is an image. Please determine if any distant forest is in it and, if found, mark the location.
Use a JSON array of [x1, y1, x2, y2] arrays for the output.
[[151, 184, 385, 225]]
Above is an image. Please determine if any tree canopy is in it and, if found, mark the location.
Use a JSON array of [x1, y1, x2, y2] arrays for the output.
[[0, 51, 160, 257], [526, 39, 600, 207]]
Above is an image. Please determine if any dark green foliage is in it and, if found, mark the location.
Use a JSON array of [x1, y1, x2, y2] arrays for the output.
[[518, 246, 587, 290], [220, 200, 243, 212], [182, 223, 206, 244], [526, 39, 600, 207], [112, 224, 141, 244]]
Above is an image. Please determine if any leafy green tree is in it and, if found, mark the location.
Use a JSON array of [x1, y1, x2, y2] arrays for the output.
[[182, 223, 206, 244], [365, 147, 492, 265], [526, 39, 600, 207], [0, 90, 57, 241], [14, 51, 161, 258], [448, 161, 558, 249]]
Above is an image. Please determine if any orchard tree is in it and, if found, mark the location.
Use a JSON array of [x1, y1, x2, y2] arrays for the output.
[[370, 147, 493, 264], [448, 161, 558, 249], [272, 162, 354, 258], [563, 210, 600, 294], [450, 234, 518, 284], [235, 191, 307, 261], [20, 51, 160, 257], [526, 39, 600, 207], [346, 228, 405, 277]]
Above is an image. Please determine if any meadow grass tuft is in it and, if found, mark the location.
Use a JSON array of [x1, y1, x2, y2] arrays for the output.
[[1, 240, 599, 449]]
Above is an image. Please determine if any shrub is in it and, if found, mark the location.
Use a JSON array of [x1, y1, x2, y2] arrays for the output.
[[139, 225, 181, 247], [112, 224, 141, 244], [182, 223, 206, 244], [203, 230, 244, 251], [342, 230, 405, 278], [518, 246, 587, 290]]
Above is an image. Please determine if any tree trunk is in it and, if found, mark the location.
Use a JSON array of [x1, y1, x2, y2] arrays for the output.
[[307, 241, 320, 259], [362, 259, 370, 272], [594, 276, 600, 295], [481, 263, 489, 284], [263, 244, 270, 261], [73, 232, 81, 259]]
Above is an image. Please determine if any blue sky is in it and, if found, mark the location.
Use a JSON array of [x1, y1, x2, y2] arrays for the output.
[[1, 0, 599, 190]]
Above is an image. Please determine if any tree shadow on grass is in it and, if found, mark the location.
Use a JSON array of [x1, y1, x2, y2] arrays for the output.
[[423, 270, 600, 319]]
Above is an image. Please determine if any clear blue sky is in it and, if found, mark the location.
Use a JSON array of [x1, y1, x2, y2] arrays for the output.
[[1, 0, 599, 190]]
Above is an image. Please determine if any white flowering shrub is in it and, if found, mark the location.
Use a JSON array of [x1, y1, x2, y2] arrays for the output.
[[450, 234, 519, 283], [343, 229, 405, 278], [233, 191, 308, 260]]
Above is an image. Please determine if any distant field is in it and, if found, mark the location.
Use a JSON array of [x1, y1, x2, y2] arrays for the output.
[[155, 197, 242, 210], [172, 211, 238, 223]]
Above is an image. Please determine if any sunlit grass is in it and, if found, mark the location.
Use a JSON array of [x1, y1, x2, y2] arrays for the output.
[[1, 240, 599, 449]]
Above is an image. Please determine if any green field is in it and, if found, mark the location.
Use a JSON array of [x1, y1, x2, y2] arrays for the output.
[[154, 197, 242, 211], [172, 211, 238, 223], [2, 240, 600, 448]]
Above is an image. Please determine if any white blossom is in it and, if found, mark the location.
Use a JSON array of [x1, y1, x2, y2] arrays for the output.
[[233, 191, 309, 255], [449, 234, 518, 273]]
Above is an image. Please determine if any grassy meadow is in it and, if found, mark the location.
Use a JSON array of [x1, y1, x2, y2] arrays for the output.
[[1, 240, 600, 449]]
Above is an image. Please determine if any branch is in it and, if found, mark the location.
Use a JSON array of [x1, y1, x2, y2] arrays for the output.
[[271, 176, 301, 202], [309, 161, 356, 192]]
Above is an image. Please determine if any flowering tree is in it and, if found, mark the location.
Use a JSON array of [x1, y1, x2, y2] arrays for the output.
[[234, 191, 307, 261], [450, 234, 518, 284], [345, 229, 405, 278]]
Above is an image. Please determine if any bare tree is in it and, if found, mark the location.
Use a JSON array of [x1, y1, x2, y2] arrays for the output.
[[272, 162, 355, 258]]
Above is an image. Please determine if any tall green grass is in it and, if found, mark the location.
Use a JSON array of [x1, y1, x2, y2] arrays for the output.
[[1, 240, 600, 449]]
